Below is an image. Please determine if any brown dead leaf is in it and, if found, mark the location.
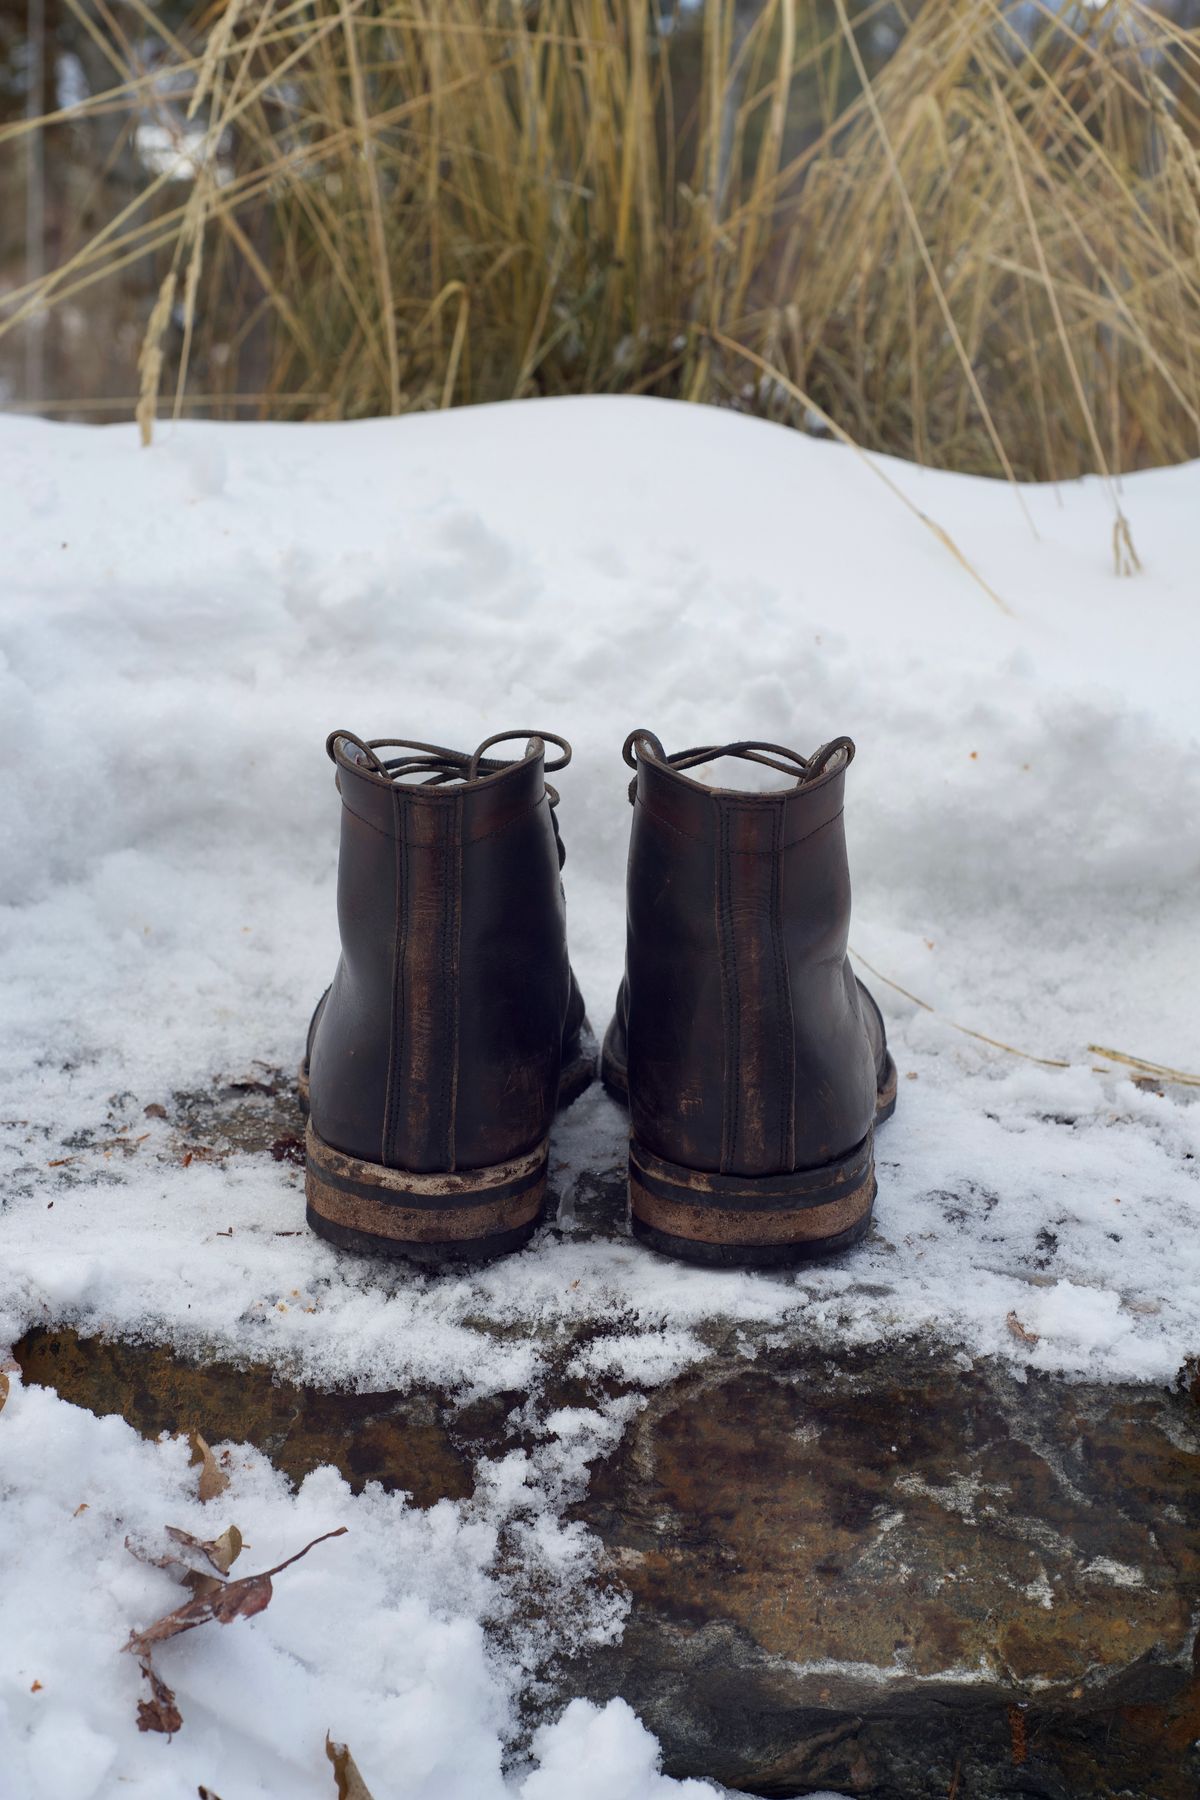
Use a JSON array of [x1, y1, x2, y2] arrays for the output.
[[124, 1533, 224, 1602], [1006, 1310, 1040, 1346], [144, 1102, 168, 1119], [188, 1433, 230, 1503], [326, 1734, 377, 1799], [73, 1502, 89, 1517], [130, 1574, 273, 1653], [136, 1661, 183, 1736], [30, 1680, 42, 1693], [0, 1370, 9, 1414], [166, 1524, 244, 1575], [125, 1527, 347, 1734]]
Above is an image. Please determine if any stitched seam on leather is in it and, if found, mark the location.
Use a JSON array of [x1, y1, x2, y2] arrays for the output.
[[769, 803, 794, 1173], [715, 800, 741, 1174], [635, 792, 844, 851], [444, 797, 462, 1172], [339, 792, 543, 845], [712, 801, 727, 1173], [383, 784, 406, 1168]]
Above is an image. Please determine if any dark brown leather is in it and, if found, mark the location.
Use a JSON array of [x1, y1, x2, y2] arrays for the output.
[[308, 731, 588, 1174], [603, 731, 889, 1177]]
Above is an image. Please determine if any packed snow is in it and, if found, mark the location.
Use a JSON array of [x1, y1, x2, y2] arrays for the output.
[[0, 1373, 725, 1799], [1, 396, 1198, 1797]]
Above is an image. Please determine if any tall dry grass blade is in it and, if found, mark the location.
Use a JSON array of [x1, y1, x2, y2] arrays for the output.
[[988, 76, 1140, 573], [849, 950, 1070, 1070], [1088, 1045, 1200, 1088], [137, 269, 177, 446], [339, 0, 400, 413], [707, 329, 1012, 614], [830, 0, 1036, 533]]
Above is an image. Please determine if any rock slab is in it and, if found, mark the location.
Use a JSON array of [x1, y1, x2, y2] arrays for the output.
[[16, 1326, 1199, 1799]]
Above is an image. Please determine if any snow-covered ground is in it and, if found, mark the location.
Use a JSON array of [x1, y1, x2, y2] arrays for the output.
[[1, 396, 1198, 1798]]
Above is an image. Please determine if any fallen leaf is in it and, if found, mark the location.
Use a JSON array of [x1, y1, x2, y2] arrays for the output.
[[135, 1660, 182, 1736], [30, 1680, 42, 1693], [144, 1102, 167, 1119], [125, 1527, 347, 1734], [0, 1370, 8, 1414], [130, 1575, 272, 1653], [188, 1433, 230, 1503], [1006, 1310, 1040, 1346], [124, 1533, 223, 1601], [73, 1502, 89, 1518], [165, 1524, 244, 1575], [198, 1788, 225, 1799], [326, 1734, 377, 1799]]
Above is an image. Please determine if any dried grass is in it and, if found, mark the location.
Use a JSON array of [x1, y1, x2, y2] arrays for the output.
[[5, 0, 1200, 489]]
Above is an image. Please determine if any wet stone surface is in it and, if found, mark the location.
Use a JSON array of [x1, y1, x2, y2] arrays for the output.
[[12, 1075, 1200, 1799]]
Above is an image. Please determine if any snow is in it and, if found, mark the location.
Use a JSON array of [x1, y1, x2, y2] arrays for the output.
[[1, 395, 1199, 1795], [0, 1374, 716, 1800], [1, 396, 1196, 1387]]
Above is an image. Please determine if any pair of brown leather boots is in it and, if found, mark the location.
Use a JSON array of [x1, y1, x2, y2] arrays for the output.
[[301, 728, 895, 1270]]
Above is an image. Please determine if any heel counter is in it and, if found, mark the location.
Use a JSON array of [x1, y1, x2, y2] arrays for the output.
[[713, 796, 795, 1177], [384, 792, 463, 1174]]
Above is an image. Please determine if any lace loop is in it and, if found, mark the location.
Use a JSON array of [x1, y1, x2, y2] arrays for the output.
[[467, 731, 571, 780], [622, 731, 854, 801], [327, 729, 571, 808]]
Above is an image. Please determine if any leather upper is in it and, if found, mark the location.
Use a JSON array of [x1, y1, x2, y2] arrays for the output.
[[605, 733, 888, 1177], [308, 733, 584, 1173]]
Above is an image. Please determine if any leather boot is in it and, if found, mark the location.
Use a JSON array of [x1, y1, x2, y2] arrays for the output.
[[602, 730, 896, 1265], [302, 730, 594, 1264]]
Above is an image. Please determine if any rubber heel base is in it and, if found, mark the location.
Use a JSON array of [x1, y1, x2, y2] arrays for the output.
[[628, 1132, 876, 1268], [305, 1122, 547, 1266]]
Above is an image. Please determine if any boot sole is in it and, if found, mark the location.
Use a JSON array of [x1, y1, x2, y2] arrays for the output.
[[616, 1055, 897, 1267], [300, 1034, 595, 1265]]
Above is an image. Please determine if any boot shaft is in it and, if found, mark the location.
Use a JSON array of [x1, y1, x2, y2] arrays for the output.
[[621, 732, 879, 1178], [309, 733, 574, 1174]]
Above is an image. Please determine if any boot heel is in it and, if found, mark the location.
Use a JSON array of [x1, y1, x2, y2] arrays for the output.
[[305, 1123, 548, 1265], [628, 1133, 876, 1267]]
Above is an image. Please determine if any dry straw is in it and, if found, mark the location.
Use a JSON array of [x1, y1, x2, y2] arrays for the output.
[[4, 0, 1200, 496]]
